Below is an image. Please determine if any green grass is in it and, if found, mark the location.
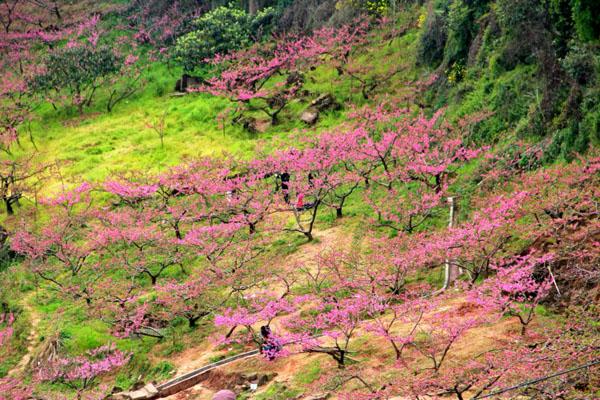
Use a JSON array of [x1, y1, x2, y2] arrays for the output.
[[294, 359, 322, 385], [254, 382, 301, 400], [1, 8, 435, 394], [7, 9, 425, 197]]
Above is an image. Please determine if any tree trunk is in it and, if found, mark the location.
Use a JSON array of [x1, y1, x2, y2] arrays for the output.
[[4, 199, 13, 215], [304, 231, 313, 242], [248, 0, 259, 15], [391, 341, 401, 360], [337, 350, 345, 369]]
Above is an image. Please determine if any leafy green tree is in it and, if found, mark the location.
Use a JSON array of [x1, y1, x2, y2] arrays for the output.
[[34, 45, 120, 114], [172, 5, 278, 72]]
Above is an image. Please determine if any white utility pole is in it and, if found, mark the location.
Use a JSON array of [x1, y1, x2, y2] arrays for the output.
[[442, 196, 456, 290]]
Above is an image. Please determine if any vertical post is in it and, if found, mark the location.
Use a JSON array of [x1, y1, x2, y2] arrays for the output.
[[390, 0, 397, 16], [442, 196, 456, 290]]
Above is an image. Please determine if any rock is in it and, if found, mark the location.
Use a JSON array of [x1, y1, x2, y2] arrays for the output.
[[257, 372, 277, 386], [300, 108, 319, 125], [309, 94, 340, 112], [233, 116, 258, 133], [107, 394, 129, 400], [300, 93, 340, 125], [286, 71, 304, 86], [175, 74, 205, 93], [242, 372, 258, 381], [131, 384, 158, 399], [144, 384, 159, 396], [111, 383, 159, 400]]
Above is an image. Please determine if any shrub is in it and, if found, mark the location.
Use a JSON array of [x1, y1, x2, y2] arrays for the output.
[[561, 42, 598, 85], [444, 0, 471, 66], [571, 0, 600, 42], [33, 45, 121, 114], [580, 90, 600, 143], [495, 0, 545, 70], [417, 4, 448, 67], [172, 5, 279, 72], [544, 123, 590, 161]]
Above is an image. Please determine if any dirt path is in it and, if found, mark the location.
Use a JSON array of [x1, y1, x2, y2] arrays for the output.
[[167, 226, 350, 373], [154, 226, 522, 400], [160, 226, 351, 399], [8, 294, 41, 377]]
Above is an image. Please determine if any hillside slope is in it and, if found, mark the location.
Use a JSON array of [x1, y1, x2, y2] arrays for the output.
[[0, 1, 598, 400]]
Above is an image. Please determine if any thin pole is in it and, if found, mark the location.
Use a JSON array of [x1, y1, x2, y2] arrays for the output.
[[474, 359, 600, 399], [442, 196, 455, 290]]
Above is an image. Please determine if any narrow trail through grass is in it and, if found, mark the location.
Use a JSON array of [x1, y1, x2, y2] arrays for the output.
[[9, 294, 41, 377]]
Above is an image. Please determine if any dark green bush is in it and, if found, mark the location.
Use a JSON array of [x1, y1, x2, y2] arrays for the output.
[[495, 0, 545, 70], [544, 123, 590, 161], [33, 45, 120, 113], [444, 0, 471, 66], [571, 0, 600, 42], [417, 5, 448, 67], [561, 42, 598, 85], [173, 5, 279, 72]]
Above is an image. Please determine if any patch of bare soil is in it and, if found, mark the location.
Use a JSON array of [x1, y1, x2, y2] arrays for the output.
[[9, 295, 41, 377], [159, 230, 527, 400]]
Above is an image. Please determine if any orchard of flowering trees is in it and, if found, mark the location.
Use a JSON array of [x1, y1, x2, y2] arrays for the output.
[[0, 2, 599, 399], [3, 95, 598, 398]]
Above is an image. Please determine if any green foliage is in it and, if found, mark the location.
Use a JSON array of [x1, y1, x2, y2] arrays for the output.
[[173, 5, 279, 72], [113, 354, 162, 390], [580, 89, 600, 143], [147, 361, 176, 381], [571, 0, 600, 42], [417, 3, 448, 67], [444, 0, 471, 66], [495, 0, 544, 70], [255, 382, 300, 400], [495, 0, 537, 35], [34, 45, 121, 112], [561, 41, 598, 85], [544, 123, 590, 162], [208, 354, 227, 363], [294, 360, 322, 384], [419, 0, 599, 160], [338, 0, 391, 16], [61, 322, 113, 353]]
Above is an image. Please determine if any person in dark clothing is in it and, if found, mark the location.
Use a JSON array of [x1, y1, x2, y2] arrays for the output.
[[260, 325, 272, 339], [259, 325, 281, 361], [280, 172, 290, 203]]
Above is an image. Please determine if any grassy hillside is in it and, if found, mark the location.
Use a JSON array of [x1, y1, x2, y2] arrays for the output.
[[0, 1, 598, 399]]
